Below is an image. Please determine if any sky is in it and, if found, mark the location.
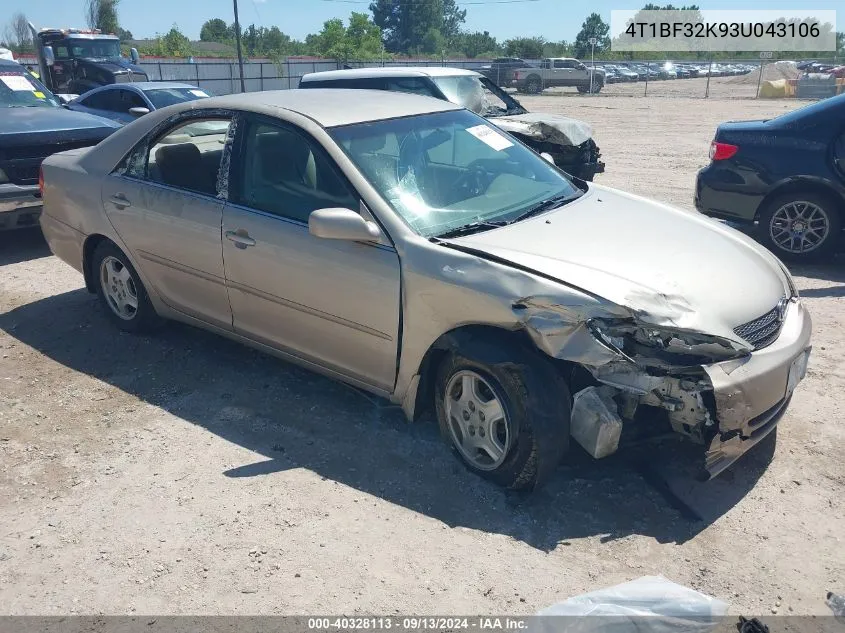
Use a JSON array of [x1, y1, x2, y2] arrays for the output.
[[6, 0, 842, 44]]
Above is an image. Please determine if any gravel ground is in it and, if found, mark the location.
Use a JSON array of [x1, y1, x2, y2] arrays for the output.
[[1, 95, 843, 617]]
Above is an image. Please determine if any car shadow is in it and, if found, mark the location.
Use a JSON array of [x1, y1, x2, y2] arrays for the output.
[[788, 258, 845, 298], [0, 227, 51, 266], [0, 289, 776, 550]]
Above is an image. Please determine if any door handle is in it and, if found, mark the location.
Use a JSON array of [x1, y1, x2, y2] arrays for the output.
[[109, 194, 131, 208], [225, 230, 256, 249]]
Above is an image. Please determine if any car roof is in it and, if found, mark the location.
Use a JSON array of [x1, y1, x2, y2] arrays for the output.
[[197, 88, 461, 127], [301, 66, 481, 82], [0, 58, 23, 69], [94, 82, 199, 92]]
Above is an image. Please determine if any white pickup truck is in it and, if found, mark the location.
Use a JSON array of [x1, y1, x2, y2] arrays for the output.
[[514, 58, 606, 94]]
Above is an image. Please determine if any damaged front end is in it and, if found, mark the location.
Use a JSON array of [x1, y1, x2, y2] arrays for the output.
[[514, 297, 808, 480], [489, 113, 605, 181]]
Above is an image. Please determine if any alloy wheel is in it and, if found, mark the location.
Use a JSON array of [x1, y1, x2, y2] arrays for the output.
[[769, 200, 830, 254], [99, 256, 139, 321]]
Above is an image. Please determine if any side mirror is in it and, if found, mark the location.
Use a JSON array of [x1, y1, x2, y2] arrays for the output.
[[540, 152, 555, 165], [577, 63, 587, 70], [309, 208, 381, 242], [130, 48, 140, 64], [129, 106, 150, 117], [43, 46, 55, 67]]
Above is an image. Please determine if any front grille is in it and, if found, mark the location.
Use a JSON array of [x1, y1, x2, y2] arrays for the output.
[[733, 299, 786, 350]]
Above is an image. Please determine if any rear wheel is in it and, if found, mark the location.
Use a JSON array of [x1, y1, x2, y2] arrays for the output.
[[524, 76, 542, 94], [434, 338, 571, 490], [93, 241, 161, 332], [758, 192, 842, 261]]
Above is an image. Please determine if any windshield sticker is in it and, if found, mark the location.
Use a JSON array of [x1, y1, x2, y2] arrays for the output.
[[33, 91, 46, 99], [190, 89, 209, 98], [1, 75, 36, 91], [466, 124, 513, 151]]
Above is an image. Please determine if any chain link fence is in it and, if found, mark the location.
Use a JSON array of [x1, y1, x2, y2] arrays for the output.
[[13, 52, 844, 99]]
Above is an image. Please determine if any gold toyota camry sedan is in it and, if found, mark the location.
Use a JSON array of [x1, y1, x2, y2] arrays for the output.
[[39, 89, 812, 489]]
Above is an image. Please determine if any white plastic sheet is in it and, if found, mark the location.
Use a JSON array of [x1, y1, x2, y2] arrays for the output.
[[532, 576, 729, 633]]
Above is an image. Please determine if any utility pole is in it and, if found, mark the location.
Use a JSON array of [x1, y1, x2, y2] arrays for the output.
[[233, 0, 246, 93], [589, 37, 597, 94]]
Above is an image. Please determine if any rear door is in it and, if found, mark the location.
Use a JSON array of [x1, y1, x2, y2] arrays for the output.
[[102, 113, 234, 330], [221, 114, 401, 390]]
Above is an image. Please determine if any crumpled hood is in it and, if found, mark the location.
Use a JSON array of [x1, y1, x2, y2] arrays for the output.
[[490, 112, 594, 147], [449, 184, 791, 341]]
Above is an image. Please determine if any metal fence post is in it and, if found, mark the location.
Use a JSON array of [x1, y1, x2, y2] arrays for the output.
[[229, 63, 235, 94], [195, 62, 200, 88], [705, 56, 713, 98], [755, 60, 765, 98], [260, 62, 264, 92], [644, 61, 649, 96], [158, 62, 162, 81]]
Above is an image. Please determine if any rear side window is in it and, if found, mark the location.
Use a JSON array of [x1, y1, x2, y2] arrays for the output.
[[146, 118, 232, 197], [384, 77, 436, 97], [301, 77, 385, 90]]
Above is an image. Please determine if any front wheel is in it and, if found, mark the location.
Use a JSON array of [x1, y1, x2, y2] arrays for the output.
[[758, 192, 842, 262], [434, 339, 571, 490]]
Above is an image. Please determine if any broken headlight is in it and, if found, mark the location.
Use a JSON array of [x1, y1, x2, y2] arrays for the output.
[[588, 319, 751, 368]]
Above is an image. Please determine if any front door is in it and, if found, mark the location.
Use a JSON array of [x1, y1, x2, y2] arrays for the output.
[[102, 115, 234, 330], [221, 115, 401, 390]]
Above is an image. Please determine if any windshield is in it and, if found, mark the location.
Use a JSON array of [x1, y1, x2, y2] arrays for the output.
[[330, 109, 580, 238], [66, 38, 122, 59], [144, 87, 211, 109], [431, 75, 518, 117], [0, 69, 60, 108]]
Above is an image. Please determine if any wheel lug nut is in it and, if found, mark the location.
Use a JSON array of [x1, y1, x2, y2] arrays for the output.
[[462, 410, 470, 421], [479, 428, 485, 437], [479, 412, 485, 422], [468, 402, 475, 412]]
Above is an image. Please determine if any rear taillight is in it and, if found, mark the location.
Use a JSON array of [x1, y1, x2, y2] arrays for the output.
[[38, 165, 44, 196], [710, 141, 738, 161]]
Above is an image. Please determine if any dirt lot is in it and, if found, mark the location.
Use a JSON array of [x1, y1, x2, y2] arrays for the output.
[[1, 95, 843, 617]]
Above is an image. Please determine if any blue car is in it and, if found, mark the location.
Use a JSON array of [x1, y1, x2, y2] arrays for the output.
[[67, 82, 211, 124]]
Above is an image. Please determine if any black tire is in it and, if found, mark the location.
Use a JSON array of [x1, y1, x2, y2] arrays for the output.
[[590, 81, 604, 94], [757, 192, 842, 262], [524, 76, 542, 94], [434, 337, 571, 490], [576, 86, 588, 94], [92, 241, 161, 332]]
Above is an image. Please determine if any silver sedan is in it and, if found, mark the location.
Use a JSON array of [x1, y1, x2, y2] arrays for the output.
[[39, 89, 812, 489]]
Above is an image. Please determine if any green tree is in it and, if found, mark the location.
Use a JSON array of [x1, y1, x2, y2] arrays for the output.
[[154, 24, 192, 57], [573, 12, 610, 58], [309, 13, 383, 62], [200, 18, 231, 42], [369, 0, 465, 53], [503, 36, 545, 59], [458, 30, 498, 58], [85, 0, 121, 35], [116, 27, 133, 41]]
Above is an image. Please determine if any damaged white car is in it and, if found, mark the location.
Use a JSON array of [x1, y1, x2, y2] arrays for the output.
[[38, 90, 811, 490], [299, 67, 605, 181]]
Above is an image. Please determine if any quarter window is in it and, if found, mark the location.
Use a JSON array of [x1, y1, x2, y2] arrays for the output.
[[235, 119, 358, 223]]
